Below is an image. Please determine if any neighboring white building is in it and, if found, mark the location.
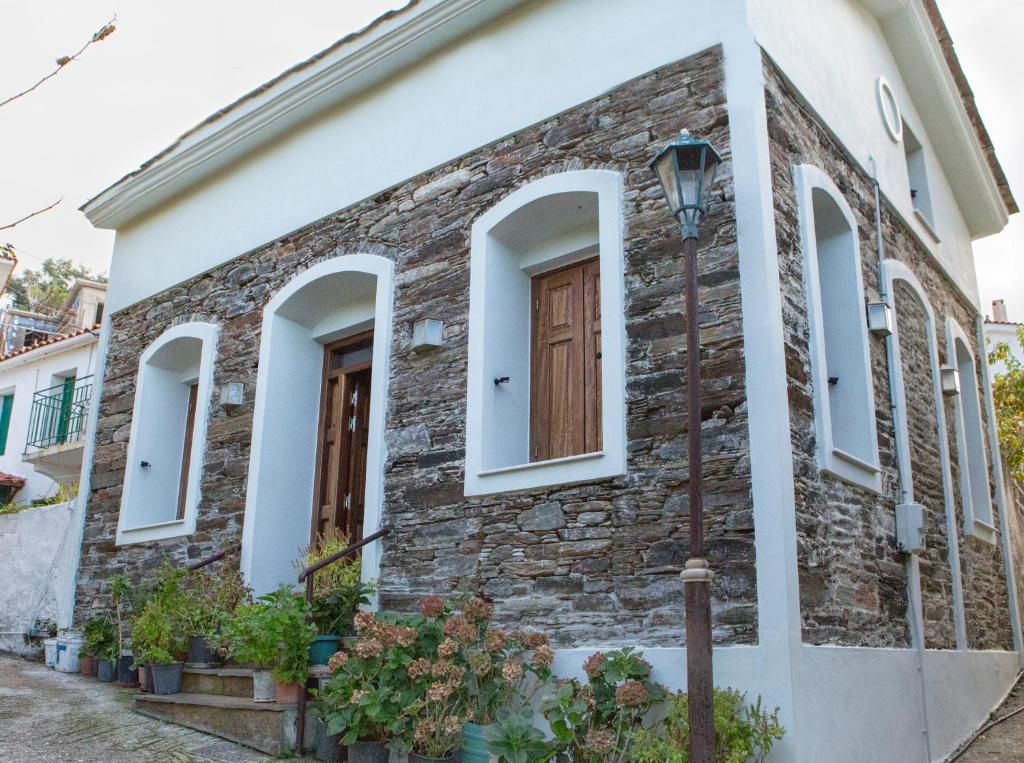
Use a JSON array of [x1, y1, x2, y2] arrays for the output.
[[0, 279, 105, 502], [985, 298, 1024, 376]]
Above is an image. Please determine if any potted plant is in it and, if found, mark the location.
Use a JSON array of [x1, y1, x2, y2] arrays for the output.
[[443, 597, 555, 763], [540, 647, 666, 763], [108, 574, 139, 686], [131, 569, 189, 695], [82, 615, 115, 678], [297, 531, 374, 665], [181, 562, 251, 665], [97, 638, 119, 682], [224, 585, 313, 703], [322, 600, 446, 763], [486, 711, 552, 763]]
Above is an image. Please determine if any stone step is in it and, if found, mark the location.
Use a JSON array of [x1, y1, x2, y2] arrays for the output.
[[134, 691, 311, 757], [180, 667, 255, 698]]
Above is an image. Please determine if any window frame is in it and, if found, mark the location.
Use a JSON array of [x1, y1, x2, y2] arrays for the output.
[[794, 164, 882, 493], [945, 316, 997, 544], [116, 321, 218, 546], [0, 393, 13, 456], [464, 170, 626, 497]]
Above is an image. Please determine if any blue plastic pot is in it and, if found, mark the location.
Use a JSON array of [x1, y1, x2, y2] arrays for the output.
[[461, 722, 493, 763]]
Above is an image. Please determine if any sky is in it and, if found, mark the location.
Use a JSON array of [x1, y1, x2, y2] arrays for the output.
[[0, 1, 1020, 319]]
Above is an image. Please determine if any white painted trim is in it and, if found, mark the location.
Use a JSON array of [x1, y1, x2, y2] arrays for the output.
[[975, 315, 1024, 657], [0, 332, 99, 372], [464, 170, 626, 497], [240, 254, 394, 593], [794, 164, 882, 493], [876, 75, 903, 143], [944, 316, 996, 541], [913, 208, 941, 244], [882, 259, 967, 650], [80, 0, 530, 229], [116, 322, 219, 546]]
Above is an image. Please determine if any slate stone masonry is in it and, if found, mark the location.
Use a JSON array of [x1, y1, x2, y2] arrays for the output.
[[765, 55, 1013, 650], [74, 46, 758, 647]]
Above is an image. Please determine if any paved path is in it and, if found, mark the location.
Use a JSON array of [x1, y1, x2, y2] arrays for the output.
[[0, 655, 306, 762], [956, 678, 1024, 762]]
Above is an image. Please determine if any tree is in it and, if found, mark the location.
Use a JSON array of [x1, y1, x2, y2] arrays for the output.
[[7, 257, 107, 316], [989, 326, 1024, 483], [0, 17, 116, 232]]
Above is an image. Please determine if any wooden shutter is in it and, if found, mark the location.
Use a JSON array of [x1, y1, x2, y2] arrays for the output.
[[176, 383, 199, 520], [0, 394, 13, 456], [531, 257, 602, 461]]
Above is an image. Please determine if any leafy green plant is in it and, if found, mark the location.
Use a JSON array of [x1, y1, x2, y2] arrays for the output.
[[990, 327, 1024, 482], [180, 563, 251, 643], [541, 647, 665, 763], [223, 585, 314, 684], [296, 530, 374, 636], [83, 615, 116, 659], [108, 573, 134, 660], [129, 564, 189, 666], [631, 688, 784, 763], [487, 710, 552, 763]]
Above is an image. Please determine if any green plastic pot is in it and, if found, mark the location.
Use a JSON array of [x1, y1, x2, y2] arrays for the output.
[[461, 721, 493, 763], [309, 634, 341, 665]]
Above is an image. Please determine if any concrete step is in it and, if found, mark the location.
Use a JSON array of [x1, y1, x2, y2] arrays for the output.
[[134, 691, 310, 757], [180, 667, 255, 698]]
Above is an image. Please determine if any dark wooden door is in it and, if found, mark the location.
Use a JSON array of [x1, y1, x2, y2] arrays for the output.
[[312, 333, 373, 542], [530, 257, 602, 462]]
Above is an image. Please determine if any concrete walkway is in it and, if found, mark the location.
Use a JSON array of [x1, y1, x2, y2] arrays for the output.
[[0, 655, 307, 762], [955, 678, 1024, 762]]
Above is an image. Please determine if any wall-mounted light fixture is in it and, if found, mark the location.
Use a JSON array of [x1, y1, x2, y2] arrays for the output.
[[412, 319, 444, 351], [220, 382, 245, 407], [865, 301, 893, 337], [940, 366, 960, 397]]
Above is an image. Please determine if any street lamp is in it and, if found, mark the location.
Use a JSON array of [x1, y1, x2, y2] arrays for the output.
[[649, 129, 721, 763]]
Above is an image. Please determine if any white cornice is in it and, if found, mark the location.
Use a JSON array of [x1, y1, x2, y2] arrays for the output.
[[81, 0, 528, 229], [877, 0, 1008, 237], [0, 331, 99, 371]]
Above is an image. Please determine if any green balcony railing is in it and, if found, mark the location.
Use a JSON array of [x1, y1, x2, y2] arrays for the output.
[[25, 375, 93, 451]]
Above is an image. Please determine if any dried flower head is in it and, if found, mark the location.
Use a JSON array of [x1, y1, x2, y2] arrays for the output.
[[462, 597, 494, 622], [350, 688, 367, 705], [327, 650, 349, 672], [394, 625, 417, 648], [408, 657, 432, 680], [443, 614, 477, 643], [437, 638, 458, 659], [583, 651, 606, 678], [523, 631, 549, 649], [420, 595, 445, 619], [469, 651, 493, 677], [426, 680, 455, 702], [443, 715, 462, 735], [354, 637, 384, 659], [501, 657, 524, 683], [615, 679, 650, 707], [484, 628, 508, 653], [353, 610, 376, 632], [585, 727, 615, 755], [531, 644, 555, 670]]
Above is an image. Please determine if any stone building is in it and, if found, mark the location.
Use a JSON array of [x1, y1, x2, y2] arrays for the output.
[[70, 0, 1023, 759]]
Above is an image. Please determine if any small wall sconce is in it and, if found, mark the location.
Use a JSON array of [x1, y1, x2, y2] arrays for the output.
[[220, 382, 245, 407], [412, 319, 444, 351], [866, 301, 893, 337], [940, 366, 960, 397]]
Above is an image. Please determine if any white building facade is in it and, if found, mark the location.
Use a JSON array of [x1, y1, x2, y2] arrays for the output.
[[72, 1, 1022, 760]]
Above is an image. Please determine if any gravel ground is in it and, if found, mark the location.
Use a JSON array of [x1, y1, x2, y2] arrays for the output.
[[955, 678, 1024, 762], [0, 655, 308, 762]]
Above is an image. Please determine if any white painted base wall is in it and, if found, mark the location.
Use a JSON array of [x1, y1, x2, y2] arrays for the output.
[[549, 644, 1020, 762], [0, 502, 76, 655]]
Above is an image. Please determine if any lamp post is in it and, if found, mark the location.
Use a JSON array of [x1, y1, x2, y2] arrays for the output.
[[649, 130, 721, 763]]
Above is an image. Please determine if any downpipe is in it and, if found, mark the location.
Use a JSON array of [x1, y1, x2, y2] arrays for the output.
[[870, 157, 933, 762]]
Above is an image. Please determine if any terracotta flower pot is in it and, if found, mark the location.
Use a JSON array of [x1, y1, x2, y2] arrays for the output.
[[79, 654, 96, 677], [274, 680, 302, 704]]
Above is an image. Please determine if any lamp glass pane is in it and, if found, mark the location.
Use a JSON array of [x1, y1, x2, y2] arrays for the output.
[[654, 151, 682, 215]]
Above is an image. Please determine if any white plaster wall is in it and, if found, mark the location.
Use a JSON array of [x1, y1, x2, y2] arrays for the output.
[[748, 0, 981, 307], [0, 338, 99, 503], [985, 321, 1023, 376], [102, 0, 734, 314], [0, 501, 76, 654]]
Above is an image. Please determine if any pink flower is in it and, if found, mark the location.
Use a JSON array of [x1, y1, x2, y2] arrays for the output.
[[583, 651, 606, 678]]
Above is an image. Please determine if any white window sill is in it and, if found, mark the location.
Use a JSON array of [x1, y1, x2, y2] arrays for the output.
[[965, 517, 997, 546], [913, 208, 941, 244], [116, 517, 192, 546], [822, 447, 882, 494], [466, 450, 623, 497]]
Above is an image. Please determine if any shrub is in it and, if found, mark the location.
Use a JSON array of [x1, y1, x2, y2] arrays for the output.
[[486, 710, 552, 763], [631, 688, 784, 763], [83, 615, 116, 659], [541, 647, 665, 763], [130, 564, 189, 666], [296, 530, 374, 636], [180, 562, 251, 644], [223, 585, 314, 684]]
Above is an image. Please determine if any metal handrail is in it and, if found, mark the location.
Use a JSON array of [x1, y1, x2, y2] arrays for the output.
[[185, 544, 240, 571], [295, 524, 392, 755]]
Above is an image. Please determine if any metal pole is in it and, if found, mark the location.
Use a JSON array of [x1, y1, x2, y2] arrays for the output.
[[679, 230, 715, 763]]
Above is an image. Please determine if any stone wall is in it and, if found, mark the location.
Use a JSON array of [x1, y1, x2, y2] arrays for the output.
[[765, 55, 1013, 649], [75, 46, 758, 647]]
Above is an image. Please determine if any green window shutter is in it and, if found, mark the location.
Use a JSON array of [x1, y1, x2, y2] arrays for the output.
[[0, 394, 14, 456]]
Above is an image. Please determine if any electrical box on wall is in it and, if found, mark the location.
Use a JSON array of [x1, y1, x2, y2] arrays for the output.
[[896, 502, 926, 554]]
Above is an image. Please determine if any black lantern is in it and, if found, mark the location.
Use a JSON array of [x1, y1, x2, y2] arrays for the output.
[[649, 130, 721, 239]]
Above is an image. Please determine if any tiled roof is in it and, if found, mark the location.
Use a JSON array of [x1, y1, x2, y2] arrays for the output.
[[0, 471, 26, 488], [0, 324, 101, 362]]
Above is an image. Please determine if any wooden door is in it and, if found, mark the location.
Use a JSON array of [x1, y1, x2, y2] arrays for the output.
[[312, 333, 373, 542], [530, 257, 602, 462]]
